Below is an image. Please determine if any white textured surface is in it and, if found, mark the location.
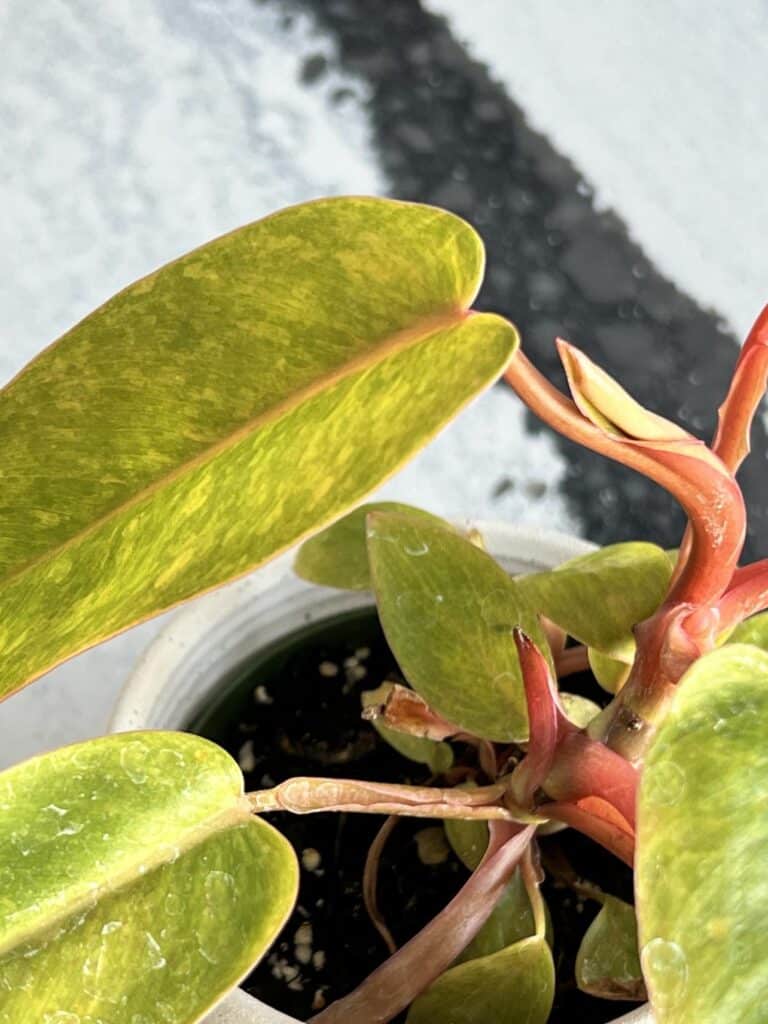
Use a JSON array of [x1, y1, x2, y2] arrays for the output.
[[425, 0, 767, 340], [0, 0, 574, 765], [0, 0, 383, 376]]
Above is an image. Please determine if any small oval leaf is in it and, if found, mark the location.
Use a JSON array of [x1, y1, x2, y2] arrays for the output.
[[296, 502, 455, 590], [723, 610, 768, 649], [576, 896, 645, 1000], [560, 692, 603, 728], [367, 514, 551, 741], [588, 646, 633, 694], [637, 645, 768, 1023], [445, 817, 488, 872], [406, 936, 554, 1024], [458, 872, 537, 964], [0, 732, 297, 1022], [519, 543, 671, 657]]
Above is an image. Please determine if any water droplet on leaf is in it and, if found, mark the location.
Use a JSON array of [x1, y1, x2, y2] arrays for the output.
[[641, 937, 688, 1009]]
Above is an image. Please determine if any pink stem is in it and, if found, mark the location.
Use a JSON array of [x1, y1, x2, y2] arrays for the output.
[[504, 351, 744, 608], [544, 731, 639, 829], [713, 304, 768, 473], [670, 305, 768, 594], [542, 800, 634, 867], [362, 816, 399, 956], [510, 629, 571, 807], [310, 823, 535, 1024]]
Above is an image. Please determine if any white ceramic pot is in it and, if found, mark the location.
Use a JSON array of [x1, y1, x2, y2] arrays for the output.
[[111, 523, 653, 1024]]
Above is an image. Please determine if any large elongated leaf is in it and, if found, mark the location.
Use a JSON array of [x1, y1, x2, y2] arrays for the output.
[[0, 732, 297, 1023], [295, 502, 455, 590], [406, 936, 554, 1024], [637, 645, 768, 1023], [576, 896, 644, 1000], [0, 197, 517, 700], [518, 543, 671, 657], [367, 514, 550, 742]]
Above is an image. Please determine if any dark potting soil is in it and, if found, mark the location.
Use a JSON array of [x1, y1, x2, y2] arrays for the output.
[[191, 608, 638, 1023]]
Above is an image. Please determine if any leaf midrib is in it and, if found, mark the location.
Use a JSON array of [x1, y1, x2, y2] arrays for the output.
[[0, 308, 468, 588], [0, 796, 254, 960]]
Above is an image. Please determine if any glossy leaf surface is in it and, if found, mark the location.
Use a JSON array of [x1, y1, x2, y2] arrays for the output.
[[445, 817, 488, 871], [458, 872, 536, 964], [0, 732, 297, 1023], [560, 692, 603, 728], [362, 684, 453, 773], [295, 502, 454, 590], [519, 543, 671, 657], [724, 610, 768, 649], [368, 514, 550, 742], [576, 896, 644, 1000], [406, 936, 554, 1024], [0, 197, 517, 700], [637, 645, 768, 1022], [588, 646, 633, 694]]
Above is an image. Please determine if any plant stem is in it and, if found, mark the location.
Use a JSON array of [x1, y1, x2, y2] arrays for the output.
[[310, 823, 534, 1024], [363, 816, 399, 955], [596, 601, 720, 761], [554, 644, 589, 677], [504, 349, 745, 607], [248, 776, 516, 820], [542, 800, 634, 867]]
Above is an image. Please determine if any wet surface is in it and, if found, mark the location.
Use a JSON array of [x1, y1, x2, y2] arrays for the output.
[[278, 0, 768, 557]]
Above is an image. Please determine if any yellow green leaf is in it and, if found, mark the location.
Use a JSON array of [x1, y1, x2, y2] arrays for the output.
[[367, 514, 551, 742], [0, 197, 518, 700], [560, 691, 603, 727], [637, 645, 768, 1022], [445, 817, 488, 872], [588, 646, 633, 694], [576, 896, 645, 1000], [406, 936, 554, 1024], [457, 872, 538, 964], [723, 611, 768, 649], [518, 542, 671, 658], [296, 502, 455, 590], [0, 732, 297, 1023]]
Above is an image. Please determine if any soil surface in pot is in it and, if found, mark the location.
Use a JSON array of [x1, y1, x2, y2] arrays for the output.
[[191, 607, 639, 1023]]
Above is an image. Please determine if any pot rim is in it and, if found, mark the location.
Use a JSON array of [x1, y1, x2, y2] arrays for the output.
[[111, 521, 652, 1024]]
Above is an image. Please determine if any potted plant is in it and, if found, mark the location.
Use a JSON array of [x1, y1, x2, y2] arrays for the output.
[[0, 196, 766, 1024]]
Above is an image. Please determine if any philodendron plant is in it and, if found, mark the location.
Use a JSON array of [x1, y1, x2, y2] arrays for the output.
[[0, 196, 766, 1024]]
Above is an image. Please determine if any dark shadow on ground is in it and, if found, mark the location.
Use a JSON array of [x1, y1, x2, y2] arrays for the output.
[[273, 0, 767, 556]]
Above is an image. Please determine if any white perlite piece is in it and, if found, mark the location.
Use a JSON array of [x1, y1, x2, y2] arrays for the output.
[[301, 847, 322, 872]]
